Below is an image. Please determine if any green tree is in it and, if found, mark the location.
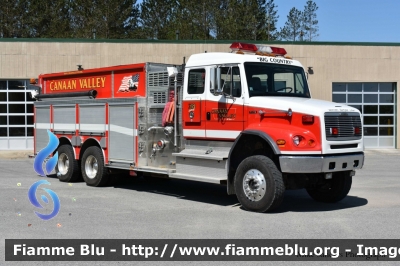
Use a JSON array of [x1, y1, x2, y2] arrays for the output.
[[23, 0, 72, 38], [250, 0, 268, 40], [70, 0, 140, 39], [95, 0, 140, 39], [0, 0, 71, 38], [139, 0, 176, 39], [279, 7, 302, 41], [69, 0, 99, 38], [170, 0, 216, 40], [302, 0, 318, 41], [0, 0, 21, 38], [213, 0, 267, 40], [265, 0, 279, 41]]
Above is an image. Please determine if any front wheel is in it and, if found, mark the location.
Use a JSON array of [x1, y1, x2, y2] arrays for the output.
[[234, 155, 285, 212], [55, 144, 81, 182], [306, 171, 352, 203], [81, 146, 109, 187]]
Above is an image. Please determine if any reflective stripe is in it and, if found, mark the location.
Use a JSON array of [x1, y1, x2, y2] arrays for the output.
[[109, 124, 135, 136], [35, 123, 51, 129], [54, 123, 76, 130], [183, 129, 205, 137], [206, 130, 240, 139], [80, 124, 105, 131]]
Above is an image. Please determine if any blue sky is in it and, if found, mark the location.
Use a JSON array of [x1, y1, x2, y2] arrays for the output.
[[135, 0, 399, 43], [276, 0, 399, 43]]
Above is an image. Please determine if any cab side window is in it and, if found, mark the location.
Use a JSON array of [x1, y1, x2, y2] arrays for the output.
[[232, 67, 241, 97], [188, 69, 205, 94], [210, 66, 241, 97]]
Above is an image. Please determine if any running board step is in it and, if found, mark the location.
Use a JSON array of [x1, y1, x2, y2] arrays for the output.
[[168, 173, 226, 184], [172, 148, 228, 161], [173, 156, 227, 183]]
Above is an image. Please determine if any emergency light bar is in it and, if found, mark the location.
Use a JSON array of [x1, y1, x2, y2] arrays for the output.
[[230, 42, 289, 58]]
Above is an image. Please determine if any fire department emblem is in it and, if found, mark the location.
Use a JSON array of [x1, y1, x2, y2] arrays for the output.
[[118, 73, 139, 92], [188, 103, 196, 119]]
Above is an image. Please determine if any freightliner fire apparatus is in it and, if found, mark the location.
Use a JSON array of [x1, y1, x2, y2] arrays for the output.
[[32, 42, 364, 212]]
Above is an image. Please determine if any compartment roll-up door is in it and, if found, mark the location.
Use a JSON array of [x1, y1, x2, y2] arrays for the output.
[[109, 104, 135, 162]]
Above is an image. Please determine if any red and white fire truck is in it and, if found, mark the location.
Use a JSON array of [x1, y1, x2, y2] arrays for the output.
[[32, 42, 364, 212]]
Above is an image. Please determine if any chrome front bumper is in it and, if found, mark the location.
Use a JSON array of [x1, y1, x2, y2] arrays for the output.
[[279, 152, 364, 173]]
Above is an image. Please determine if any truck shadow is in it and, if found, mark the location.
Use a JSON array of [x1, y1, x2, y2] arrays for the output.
[[112, 176, 368, 213], [271, 190, 368, 213]]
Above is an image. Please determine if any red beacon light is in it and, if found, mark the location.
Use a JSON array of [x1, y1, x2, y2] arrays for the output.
[[230, 42, 289, 57], [230, 42, 258, 54]]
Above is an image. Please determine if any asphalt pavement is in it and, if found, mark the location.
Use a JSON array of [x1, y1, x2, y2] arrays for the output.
[[1, 149, 400, 265]]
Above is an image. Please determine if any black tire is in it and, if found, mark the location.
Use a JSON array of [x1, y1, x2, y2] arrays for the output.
[[81, 146, 109, 187], [306, 171, 352, 203], [234, 155, 285, 212], [55, 144, 81, 182]]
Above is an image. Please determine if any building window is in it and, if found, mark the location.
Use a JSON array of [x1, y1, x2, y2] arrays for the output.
[[0, 80, 33, 148], [332, 82, 396, 148]]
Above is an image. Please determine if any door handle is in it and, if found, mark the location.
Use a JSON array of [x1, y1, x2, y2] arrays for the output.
[[206, 112, 210, 120]]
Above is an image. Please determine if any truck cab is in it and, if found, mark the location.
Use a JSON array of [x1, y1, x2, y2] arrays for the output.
[[178, 42, 364, 212]]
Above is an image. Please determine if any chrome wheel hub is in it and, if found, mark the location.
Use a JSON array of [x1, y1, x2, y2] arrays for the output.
[[243, 169, 266, 201], [85, 155, 98, 179], [58, 153, 69, 175]]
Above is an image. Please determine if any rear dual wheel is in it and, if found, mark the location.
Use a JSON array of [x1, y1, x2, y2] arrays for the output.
[[81, 146, 109, 187], [55, 144, 81, 182]]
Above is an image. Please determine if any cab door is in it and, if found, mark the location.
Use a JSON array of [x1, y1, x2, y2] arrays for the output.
[[205, 65, 244, 140], [182, 68, 206, 138]]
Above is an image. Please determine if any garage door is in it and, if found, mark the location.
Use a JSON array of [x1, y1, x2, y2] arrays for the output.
[[332, 82, 396, 148]]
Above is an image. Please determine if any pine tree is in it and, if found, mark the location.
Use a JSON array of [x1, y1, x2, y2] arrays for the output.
[[95, 0, 140, 39], [279, 7, 302, 41], [139, 0, 176, 39], [265, 0, 279, 41], [70, 0, 102, 38], [0, 0, 21, 37], [170, 0, 216, 40], [24, 0, 72, 38], [302, 0, 319, 41], [70, 0, 140, 39]]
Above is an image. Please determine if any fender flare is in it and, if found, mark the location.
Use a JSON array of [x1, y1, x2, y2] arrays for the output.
[[80, 137, 106, 165], [57, 136, 76, 159]]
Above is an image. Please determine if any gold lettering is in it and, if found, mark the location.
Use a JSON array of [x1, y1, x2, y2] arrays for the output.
[[101, 77, 106, 87], [50, 81, 54, 91], [62, 81, 67, 90], [57, 81, 63, 90], [96, 77, 100, 88], [72, 80, 76, 89], [79, 79, 86, 89]]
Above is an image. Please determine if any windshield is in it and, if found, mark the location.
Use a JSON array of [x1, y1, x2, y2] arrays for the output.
[[244, 62, 310, 98]]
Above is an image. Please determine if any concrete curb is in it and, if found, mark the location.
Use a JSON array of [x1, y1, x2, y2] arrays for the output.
[[0, 150, 34, 159]]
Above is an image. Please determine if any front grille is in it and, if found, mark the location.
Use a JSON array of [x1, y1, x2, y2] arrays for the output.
[[325, 112, 362, 141]]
